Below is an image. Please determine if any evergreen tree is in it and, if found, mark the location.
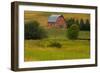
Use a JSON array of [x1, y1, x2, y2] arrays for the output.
[[66, 18, 75, 28], [80, 19, 85, 30], [75, 19, 79, 25], [85, 19, 90, 31]]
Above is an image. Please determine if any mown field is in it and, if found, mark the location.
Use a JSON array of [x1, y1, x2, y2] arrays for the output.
[[24, 29, 90, 61]]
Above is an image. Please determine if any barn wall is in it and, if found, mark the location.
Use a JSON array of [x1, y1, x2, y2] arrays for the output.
[[55, 16, 66, 28], [48, 16, 67, 28]]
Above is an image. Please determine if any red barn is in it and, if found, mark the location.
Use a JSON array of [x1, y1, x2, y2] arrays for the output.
[[48, 15, 66, 28]]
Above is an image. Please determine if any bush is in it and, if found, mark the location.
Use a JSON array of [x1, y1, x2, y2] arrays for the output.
[[25, 21, 47, 40], [48, 41, 62, 48], [67, 24, 79, 40]]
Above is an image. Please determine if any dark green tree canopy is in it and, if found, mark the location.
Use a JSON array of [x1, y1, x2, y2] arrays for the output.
[[67, 24, 79, 40], [25, 21, 47, 40]]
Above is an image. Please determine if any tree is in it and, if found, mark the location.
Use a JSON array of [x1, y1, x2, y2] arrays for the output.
[[75, 19, 80, 26], [85, 19, 90, 31], [67, 24, 79, 40], [25, 21, 47, 40], [80, 19, 85, 30], [79, 19, 90, 31], [66, 18, 75, 28]]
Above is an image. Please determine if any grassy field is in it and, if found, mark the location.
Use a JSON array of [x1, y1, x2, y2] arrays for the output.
[[24, 11, 90, 61], [24, 30, 90, 61]]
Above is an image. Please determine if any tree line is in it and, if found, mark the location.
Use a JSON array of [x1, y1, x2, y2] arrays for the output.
[[65, 18, 90, 31]]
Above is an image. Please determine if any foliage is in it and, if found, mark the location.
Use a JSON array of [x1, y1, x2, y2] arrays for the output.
[[67, 24, 79, 40], [80, 19, 90, 31], [66, 18, 90, 31], [85, 19, 90, 30], [25, 21, 47, 40], [66, 18, 75, 28], [75, 19, 80, 26], [48, 41, 62, 48]]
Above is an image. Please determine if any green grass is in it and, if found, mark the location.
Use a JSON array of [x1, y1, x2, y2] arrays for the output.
[[78, 31, 90, 39], [24, 30, 90, 61], [24, 39, 90, 61]]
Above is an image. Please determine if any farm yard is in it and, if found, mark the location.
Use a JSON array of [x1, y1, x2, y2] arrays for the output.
[[24, 11, 90, 61]]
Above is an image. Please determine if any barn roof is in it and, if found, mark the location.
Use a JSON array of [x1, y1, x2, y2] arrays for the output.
[[48, 15, 62, 23]]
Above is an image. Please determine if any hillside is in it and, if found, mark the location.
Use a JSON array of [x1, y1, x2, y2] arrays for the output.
[[24, 11, 90, 27]]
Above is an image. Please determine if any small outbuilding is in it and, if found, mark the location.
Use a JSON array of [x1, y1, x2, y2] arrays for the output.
[[48, 15, 66, 28]]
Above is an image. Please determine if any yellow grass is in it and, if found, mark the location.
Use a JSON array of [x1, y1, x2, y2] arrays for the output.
[[24, 11, 90, 27]]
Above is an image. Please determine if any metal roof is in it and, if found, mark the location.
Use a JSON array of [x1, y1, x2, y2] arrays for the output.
[[48, 15, 62, 23]]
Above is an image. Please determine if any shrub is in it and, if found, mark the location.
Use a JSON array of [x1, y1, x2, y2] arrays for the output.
[[67, 24, 79, 40], [25, 21, 47, 40], [48, 41, 62, 48]]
